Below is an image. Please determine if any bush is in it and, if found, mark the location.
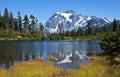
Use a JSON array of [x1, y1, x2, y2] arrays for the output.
[[100, 31, 120, 65]]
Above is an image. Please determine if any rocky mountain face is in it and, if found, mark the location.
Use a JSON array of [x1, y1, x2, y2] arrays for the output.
[[45, 10, 112, 34]]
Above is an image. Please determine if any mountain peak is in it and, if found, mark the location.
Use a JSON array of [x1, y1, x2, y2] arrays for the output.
[[45, 10, 112, 34], [65, 9, 76, 14]]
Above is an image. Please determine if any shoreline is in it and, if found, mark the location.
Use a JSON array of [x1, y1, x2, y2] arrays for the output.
[[0, 37, 100, 41]]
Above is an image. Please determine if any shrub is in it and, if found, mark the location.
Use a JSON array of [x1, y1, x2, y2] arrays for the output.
[[100, 31, 120, 65]]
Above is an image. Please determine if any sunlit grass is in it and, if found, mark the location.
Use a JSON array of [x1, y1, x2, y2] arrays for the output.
[[0, 59, 63, 77], [0, 68, 10, 77], [0, 56, 120, 77], [12, 59, 63, 77], [65, 56, 120, 77], [0, 29, 45, 40], [49, 55, 55, 61]]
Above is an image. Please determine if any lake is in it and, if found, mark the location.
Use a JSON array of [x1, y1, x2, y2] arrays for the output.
[[0, 40, 103, 69]]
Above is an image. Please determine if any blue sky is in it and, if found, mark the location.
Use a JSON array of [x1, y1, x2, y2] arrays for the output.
[[0, 0, 120, 24]]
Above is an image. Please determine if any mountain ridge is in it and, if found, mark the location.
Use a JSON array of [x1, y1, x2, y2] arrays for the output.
[[45, 10, 112, 34]]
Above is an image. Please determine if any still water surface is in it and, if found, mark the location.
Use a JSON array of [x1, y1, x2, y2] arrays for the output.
[[0, 40, 102, 68]]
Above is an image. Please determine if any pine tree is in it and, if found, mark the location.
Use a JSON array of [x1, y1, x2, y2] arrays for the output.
[[77, 27, 84, 36], [17, 11, 22, 32], [39, 23, 44, 33], [9, 12, 14, 30], [30, 15, 35, 31], [59, 29, 62, 36], [3, 8, 9, 31], [62, 30, 65, 37], [14, 18, 18, 30], [113, 18, 118, 32], [65, 31, 70, 37], [101, 31, 120, 64], [23, 14, 29, 32], [70, 30, 76, 36], [103, 25, 106, 32], [0, 12, 1, 28], [86, 20, 92, 35]]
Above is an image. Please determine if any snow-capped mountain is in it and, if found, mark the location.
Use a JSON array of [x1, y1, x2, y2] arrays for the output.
[[45, 10, 112, 33]]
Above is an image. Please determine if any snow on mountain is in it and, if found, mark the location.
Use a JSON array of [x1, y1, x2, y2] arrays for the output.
[[45, 10, 112, 34], [56, 12, 72, 22], [102, 17, 112, 23]]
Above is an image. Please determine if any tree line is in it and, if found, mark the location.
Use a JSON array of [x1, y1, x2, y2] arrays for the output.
[[51, 19, 120, 39], [0, 8, 44, 33]]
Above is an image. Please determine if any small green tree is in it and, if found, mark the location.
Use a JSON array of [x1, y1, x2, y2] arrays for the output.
[[65, 31, 70, 37], [39, 23, 44, 33], [100, 31, 120, 64], [3, 8, 9, 31], [17, 11, 22, 32], [30, 15, 35, 33], [23, 14, 29, 32], [77, 27, 84, 36], [70, 30, 76, 37], [113, 18, 118, 32], [0, 12, 2, 28], [30, 15, 35, 27], [9, 12, 14, 30], [103, 25, 106, 32], [86, 21, 92, 35]]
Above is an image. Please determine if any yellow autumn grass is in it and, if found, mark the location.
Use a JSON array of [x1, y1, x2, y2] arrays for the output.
[[0, 56, 120, 77], [0, 68, 10, 77], [64, 56, 120, 77], [0, 59, 63, 77]]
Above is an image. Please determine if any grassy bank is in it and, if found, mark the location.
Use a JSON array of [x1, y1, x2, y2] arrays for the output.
[[0, 29, 45, 41], [0, 56, 120, 77]]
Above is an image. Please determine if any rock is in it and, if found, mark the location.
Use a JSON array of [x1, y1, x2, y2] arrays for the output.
[[17, 36, 22, 38]]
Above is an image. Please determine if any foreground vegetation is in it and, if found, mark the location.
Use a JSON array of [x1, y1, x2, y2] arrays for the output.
[[0, 56, 120, 77], [101, 31, 120, 65], [0, 59, 63, 77], [66, 56, 120, 77]]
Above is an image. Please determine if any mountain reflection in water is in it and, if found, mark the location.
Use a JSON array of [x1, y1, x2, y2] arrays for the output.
[[0, 40, 103, 69]]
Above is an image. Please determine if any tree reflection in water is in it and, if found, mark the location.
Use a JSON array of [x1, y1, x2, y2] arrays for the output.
[[32, 53, 36, 60], [0, 52, 38, 68]]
